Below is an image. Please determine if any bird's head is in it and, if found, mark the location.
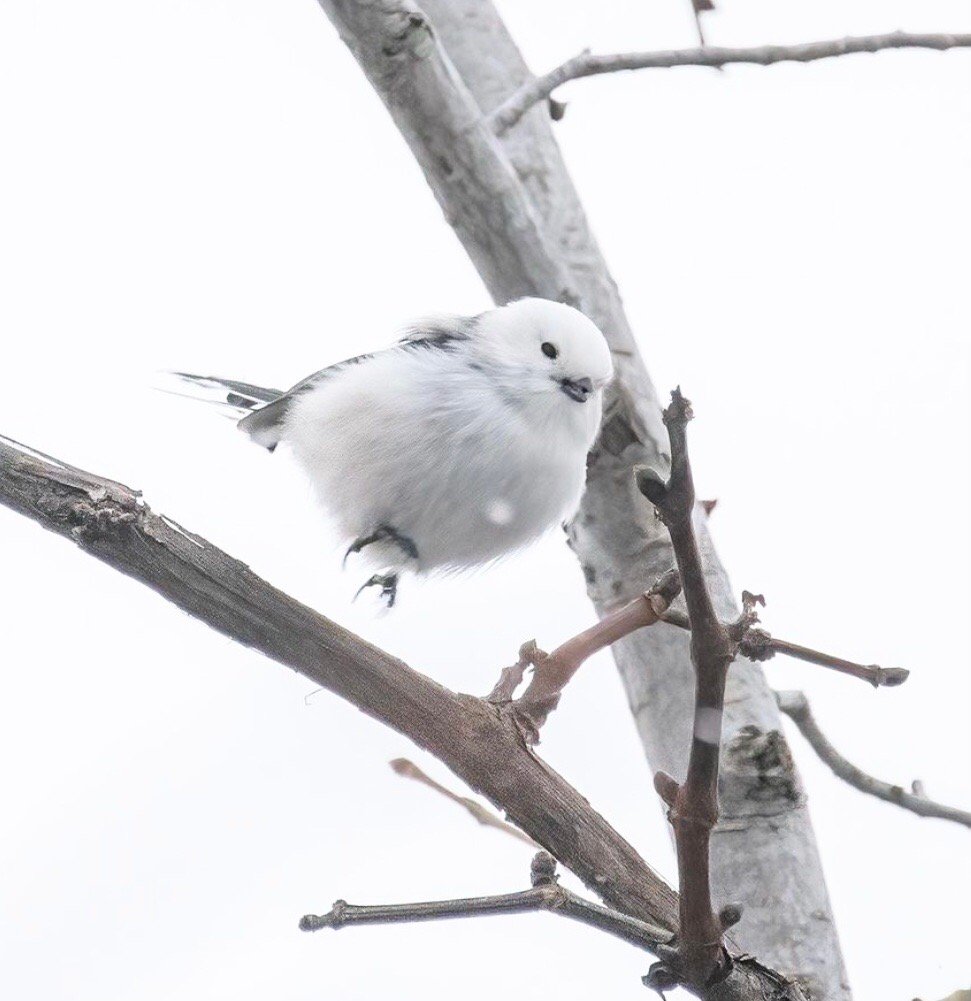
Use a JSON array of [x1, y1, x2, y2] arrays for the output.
[[472, 298, 613, 406]]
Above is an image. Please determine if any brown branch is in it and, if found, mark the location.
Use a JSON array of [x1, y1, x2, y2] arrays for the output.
[[489, 569, 682, 739], [489, 31, 971, 132], [0, 434, 814, 999], [776, 691, 971, 829], [300, 851, 671, 950], [0, 432, 677, 934], [634, 388, 758, 988], [389, 757, 538, 847], [662, 610, 910, 688]]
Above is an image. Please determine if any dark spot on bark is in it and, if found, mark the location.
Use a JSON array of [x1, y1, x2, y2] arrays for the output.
[[582, 564, 596, 585], [721, 726, 802, 810], [599, 411, 640, 457]]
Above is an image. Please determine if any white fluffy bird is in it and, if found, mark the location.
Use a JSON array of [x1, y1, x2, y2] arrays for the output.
[[177, 297, 613, 605]]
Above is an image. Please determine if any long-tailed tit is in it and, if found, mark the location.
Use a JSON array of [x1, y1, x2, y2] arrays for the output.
[[176, 297, 613, 605]]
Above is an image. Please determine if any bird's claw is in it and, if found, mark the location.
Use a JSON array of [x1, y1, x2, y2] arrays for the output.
[[354, 572, 399, 608], [343, 526, 419, 567]]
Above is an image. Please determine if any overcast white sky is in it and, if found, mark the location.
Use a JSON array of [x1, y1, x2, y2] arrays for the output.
[[1, 2, 969, 999]]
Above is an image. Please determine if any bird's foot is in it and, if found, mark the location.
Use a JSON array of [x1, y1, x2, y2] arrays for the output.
[[344, 526, 419, 567], [354, 572, 399, 609]]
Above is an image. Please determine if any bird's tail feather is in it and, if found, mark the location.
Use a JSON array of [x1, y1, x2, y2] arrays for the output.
[[161, 373, 288, 450], [165, 373, 282, 412]]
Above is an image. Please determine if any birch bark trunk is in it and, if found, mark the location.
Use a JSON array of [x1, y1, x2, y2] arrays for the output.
[[315, 2, 849, 996]]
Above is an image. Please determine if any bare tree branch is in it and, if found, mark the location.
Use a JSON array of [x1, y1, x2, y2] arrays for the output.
[[635, 389, 759, 988], [300, 851, 671, 950], [0, 432, 814, 1000], [389, 757, 538, 846], [662, 610, 910, 688], [776, 691, 971, 829], [491, 568, 682, 736], [0, 432, 678, 932], [489, 31, 971, 133]]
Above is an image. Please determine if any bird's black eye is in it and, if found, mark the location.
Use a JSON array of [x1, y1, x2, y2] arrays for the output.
[[541, 341, 558, 359]]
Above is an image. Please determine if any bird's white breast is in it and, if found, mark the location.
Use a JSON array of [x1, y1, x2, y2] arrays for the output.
[[283, 346, 598, 572]]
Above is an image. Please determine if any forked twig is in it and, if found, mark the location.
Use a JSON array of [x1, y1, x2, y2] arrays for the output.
[[635, 388, 752, 987], [300, 851, 671, 951], [490, 31, 971, 133]]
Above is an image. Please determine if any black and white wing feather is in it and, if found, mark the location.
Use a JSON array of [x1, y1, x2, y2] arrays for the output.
[[171, 313, 475, 451]]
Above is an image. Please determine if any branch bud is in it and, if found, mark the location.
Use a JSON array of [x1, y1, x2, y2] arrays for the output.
[[548, 97, 568, 121], [530, 851, 559, 887], [719, 903, 743, 929], [654, 770, 680, 807], [299, 899, 347, 932], [738, 627, 774, 662], [642, 961, 680, 995], [661, 386, 694, 427], [872, 666, 910, 687], [647, 567, 682, 615], [635, 465, 669, 506]]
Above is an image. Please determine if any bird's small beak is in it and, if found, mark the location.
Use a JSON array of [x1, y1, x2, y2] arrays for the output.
[[559, 376, 593, 403]]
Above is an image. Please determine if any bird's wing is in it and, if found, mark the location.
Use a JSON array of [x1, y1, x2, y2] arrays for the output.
[[204, 314, 475, 450], [235, 350, 375, 449]]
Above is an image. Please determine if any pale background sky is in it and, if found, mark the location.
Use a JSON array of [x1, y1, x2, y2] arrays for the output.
[[1, 2, 969, 999]]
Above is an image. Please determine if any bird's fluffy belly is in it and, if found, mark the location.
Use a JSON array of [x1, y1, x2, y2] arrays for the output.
[[283, 356, 587, 571]]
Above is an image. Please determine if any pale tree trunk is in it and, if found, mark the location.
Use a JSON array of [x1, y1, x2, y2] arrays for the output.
[[315, 2, 849, 997]]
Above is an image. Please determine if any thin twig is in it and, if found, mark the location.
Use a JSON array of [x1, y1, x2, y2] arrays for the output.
[[492, 569, 682, 738], [776, 691, 971, 829], [662, 609, 910, 688], [389, 758, 538, 847], [489, 31, 971, 133], [689, 0, 714, 49], [759, 634, 909, 687], [635, 389, 755, 988], [300, 851, 671, 951]]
